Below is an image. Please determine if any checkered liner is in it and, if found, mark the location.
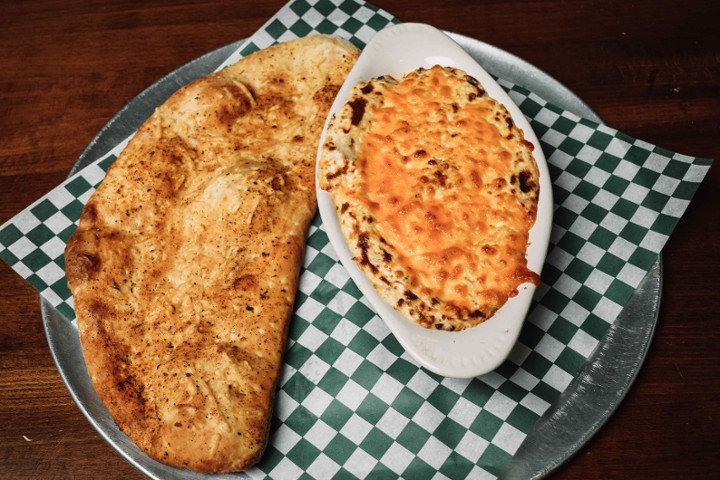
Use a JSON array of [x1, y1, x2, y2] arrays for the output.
[[0, 1, 712, 478]]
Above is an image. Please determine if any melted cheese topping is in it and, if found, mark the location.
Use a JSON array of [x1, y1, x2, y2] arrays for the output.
[[320, 66, 540, 331]]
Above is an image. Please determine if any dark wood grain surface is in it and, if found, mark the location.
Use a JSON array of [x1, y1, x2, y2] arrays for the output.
[[1, 1, 718, 478]]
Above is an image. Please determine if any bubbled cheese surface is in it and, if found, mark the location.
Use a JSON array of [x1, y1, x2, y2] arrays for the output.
[[319, 65, 540, 331]]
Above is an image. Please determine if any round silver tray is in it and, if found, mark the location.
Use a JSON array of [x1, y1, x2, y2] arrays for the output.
[[41, 33, 661, 479]]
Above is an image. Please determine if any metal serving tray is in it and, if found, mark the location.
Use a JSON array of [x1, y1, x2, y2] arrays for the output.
[[42, 33, 661, 479]]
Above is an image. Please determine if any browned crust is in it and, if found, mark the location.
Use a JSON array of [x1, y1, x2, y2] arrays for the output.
[[65, 36, 358, 473], [319, 66, 540, 332]]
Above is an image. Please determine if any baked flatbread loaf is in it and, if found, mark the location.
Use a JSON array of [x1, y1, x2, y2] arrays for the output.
[[319, 66, 539, 332], [65, 35, 358, 472]]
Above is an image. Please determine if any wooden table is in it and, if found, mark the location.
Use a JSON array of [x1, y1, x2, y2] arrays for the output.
[[1, 1, 718, 478]]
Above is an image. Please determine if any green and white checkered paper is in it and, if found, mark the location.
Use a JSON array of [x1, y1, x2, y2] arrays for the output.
[[0, 1, 712, 478]]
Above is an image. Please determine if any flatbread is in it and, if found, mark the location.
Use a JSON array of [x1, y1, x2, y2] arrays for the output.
[[318, 65, 540, 331], [65, 35, 358, 472]]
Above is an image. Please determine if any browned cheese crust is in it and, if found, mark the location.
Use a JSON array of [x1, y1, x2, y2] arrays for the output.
[[64, 36, 358, 473], [318, 66, 540, 332]]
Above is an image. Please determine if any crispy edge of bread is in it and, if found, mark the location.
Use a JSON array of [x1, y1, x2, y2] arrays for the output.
[[65, 35, 359, 472]]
